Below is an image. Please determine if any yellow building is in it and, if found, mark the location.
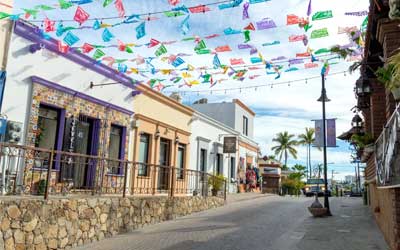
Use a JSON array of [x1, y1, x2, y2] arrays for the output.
[[129, 86, 194, 196]]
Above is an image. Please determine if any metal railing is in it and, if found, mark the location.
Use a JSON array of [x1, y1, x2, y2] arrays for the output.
[[0, 143, 227, 200]]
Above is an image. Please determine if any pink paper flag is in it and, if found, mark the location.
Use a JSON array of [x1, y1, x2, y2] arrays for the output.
[[58, 41, 70, 53], [115, 0, 125, 18], [189, 5, 211, 13], [148, 38, 160, 48], [82, 43, 94, 53], [215, 45, 232, 52], [44, 18, 55, 32], [230, 58, 245, 65], [168, 0, 180, 6], [117, 40, 126, 51], [289, 34, 306, 42], [74, 6, 90, 25]]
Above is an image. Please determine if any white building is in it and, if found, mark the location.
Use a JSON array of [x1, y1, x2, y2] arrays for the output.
[[1, 20, 135, 193], [345, 175, 356, 184], [190, 99, 259, 193]]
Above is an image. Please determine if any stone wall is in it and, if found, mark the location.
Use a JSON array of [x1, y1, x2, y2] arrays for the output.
[[0, 196, 224, 250]]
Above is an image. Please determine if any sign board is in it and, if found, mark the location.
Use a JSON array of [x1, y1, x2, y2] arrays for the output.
[[262, 167, 281, 175], [314, 119, 336, 147], [223, 136, 237, 153]]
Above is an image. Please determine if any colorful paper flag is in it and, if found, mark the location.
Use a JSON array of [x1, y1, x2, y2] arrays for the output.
[[213, 54, 221, 68], [44, 18, 55, 32], [155, 44, 167, 56], [73, 6, 90, 25], [230, 58, 245, 65], [82, 43, 94, 53], [243, 2, 250, 19], [57, 41, 70, 53], [136, 22, 146, 39], [244, 23, 256, 31], [256, 18, 276, 30], [189, 5, 211, 13], [311, 28, 329, 39], [289, 34, 306, 42], [102, 28, 114, 42], [172, 57, 184, 67], [115, 0, 125, 18], [63, 32, 80, 46], [93, 49, 105, 59], [180, 15, 190, 35], [312, 10, 333, 21], [215, 45, 232, 52]]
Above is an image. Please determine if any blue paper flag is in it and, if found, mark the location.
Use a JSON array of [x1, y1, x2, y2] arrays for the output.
[[136, 22, 146, 39], [63, 31, 80, 46], [250, 57, 262, 63], [219, 0, 243, 9], [311, 54, 318, 62], [180, 15, 190, 35], [213, 54, 221, 68], [102, 28, 114, 42], [93, 19, 101, 30], [118, 63, 128, 73], [172, 57, 185, 67], [56, 22, 65, 37], [249, 0, 268, 3], [224, 27, 242, 35]]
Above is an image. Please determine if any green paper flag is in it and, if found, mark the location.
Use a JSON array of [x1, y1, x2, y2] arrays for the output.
[[58, 0, 73, 9], [125, 47, 133, 53], [311, 28, 329, 39], [196, 49, 211, 54], [362, 16, 368, 28], [315, 48, 330, 54], [312, 10, 333, 21], [35, 5, 55, 11], [22, 9, 39, 19], [182, 37, 196, 41], [164, 11, 185, 17], [304, 23, 312, 32], [93, 49, 105, 59], [194, 40, 206, 51], [103, 0, 113, 7], [155, 44, 167, 56], [0, 12, 10, 20], [244, 30, 251, 43]]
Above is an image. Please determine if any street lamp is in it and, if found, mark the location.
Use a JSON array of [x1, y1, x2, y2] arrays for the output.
[[351, 114, 364, 130], [317, 74, 332, 216]]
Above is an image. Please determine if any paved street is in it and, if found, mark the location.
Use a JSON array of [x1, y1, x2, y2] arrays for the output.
[[73, 195, 388, 250]]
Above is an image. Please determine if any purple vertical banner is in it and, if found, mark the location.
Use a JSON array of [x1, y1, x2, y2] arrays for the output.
[[314, 120, 323, 147], [326, 119, 336, 147]]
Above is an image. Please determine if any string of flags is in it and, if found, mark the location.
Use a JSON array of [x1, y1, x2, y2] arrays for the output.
[[3, 0, 368, 93]]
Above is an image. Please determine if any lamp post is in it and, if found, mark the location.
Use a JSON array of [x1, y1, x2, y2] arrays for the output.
[[317, 75, 332, 216]]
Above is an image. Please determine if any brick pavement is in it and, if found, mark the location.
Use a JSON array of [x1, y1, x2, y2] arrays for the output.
[[73, 196, 388, 250]]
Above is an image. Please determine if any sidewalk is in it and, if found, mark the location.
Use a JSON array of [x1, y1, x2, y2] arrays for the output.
[[226, 192, 275, 203], [295, 197, 389, 250]]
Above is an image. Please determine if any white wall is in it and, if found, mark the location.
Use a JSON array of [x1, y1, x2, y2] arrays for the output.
[[189, 112, 240, 193], [235, 105, 255, 139], [2, 29, 134, 144]]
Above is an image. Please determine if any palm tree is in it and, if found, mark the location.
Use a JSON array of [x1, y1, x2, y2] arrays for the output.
[[271, 131, 298, 167], [298, 128, 315, 180]]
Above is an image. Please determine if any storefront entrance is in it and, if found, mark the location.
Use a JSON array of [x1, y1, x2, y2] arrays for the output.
[[158, 138, 171, 192], [61, 116, 100, 189]]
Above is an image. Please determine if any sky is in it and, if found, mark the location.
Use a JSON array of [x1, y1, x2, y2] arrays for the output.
[[12, 0, 370, 180]]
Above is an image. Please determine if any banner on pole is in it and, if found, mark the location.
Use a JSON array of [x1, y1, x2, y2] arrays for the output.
[[314, 119, 336, 147]]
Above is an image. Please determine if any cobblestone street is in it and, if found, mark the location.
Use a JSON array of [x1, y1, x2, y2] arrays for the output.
[[73, 195, 388, 250]]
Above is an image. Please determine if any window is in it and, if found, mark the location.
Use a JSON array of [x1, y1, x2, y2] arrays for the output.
[[37, 106, 60, 149], [35, 105, 61, 170], [216, 153, 223, 175], [230, 157, 236, 179], [108, 125, 125, 174], [138, 133, 150, 176], [177, 144, 185, 179], [200, 149, 207, 173], [243, 116, 248, 136]]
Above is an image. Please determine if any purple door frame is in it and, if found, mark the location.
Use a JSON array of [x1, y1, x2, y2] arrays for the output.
[[85, 118, 101, 188]]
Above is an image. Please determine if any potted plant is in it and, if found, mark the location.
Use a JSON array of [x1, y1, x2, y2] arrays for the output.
[[208, 174, 225, 196], [350, 133, 374, 151], [375, 51, 400, 101]]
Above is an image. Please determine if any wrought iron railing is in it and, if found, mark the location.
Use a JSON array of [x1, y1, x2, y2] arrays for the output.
[[375, 104, 400, 188], [0, 143, 227, 199]]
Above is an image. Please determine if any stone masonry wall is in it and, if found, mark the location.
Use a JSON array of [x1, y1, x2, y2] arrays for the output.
[[0, 196, 224, 250]]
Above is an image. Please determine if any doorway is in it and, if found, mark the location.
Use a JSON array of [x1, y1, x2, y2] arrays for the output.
[[158, 138, 171, 192], [61, 116, 100, 189]]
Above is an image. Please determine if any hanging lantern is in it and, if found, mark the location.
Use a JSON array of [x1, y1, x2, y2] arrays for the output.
[[354, 74, 371, 97], [351, 113, 364, 131]]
